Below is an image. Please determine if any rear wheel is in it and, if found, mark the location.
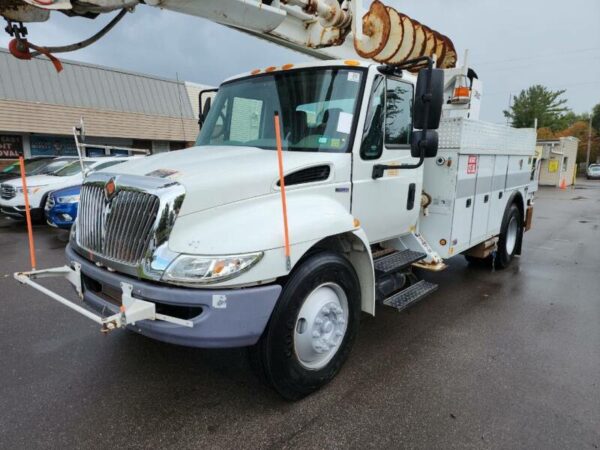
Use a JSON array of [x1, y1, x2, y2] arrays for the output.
[[249, 251, 361, 400], [494, 203, 523, 269]]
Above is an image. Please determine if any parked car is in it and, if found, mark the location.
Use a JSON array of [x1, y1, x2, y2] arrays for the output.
[[0, 157, 126, 221], [0, 156, 56, 183], [45, 185, 81, 229], [586, 164, 600, 180]]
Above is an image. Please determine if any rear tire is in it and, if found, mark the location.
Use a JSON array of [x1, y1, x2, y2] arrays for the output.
[[494, 203, 523, 269], [248, 251, 361, 400]]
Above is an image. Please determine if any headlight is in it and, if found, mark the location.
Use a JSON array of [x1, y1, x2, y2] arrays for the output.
[[16, 185, 46, 195], [57, 194, 80, 204], [162, 252, 263, 285]]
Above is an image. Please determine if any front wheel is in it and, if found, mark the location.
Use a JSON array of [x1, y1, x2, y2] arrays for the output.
[[249, 251, 361, 400], [494, 203, 523, 269]]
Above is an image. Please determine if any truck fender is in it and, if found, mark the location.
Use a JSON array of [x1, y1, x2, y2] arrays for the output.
[[502, 190, 525, 254], [310, 229, 375, 315]]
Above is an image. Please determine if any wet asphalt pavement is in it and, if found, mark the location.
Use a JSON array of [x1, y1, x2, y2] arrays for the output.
[[0, 181, 599, 449]]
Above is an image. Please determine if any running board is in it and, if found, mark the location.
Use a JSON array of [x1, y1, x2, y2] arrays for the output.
[[374, 249, 426, 275], [382, 280, 438, 312]]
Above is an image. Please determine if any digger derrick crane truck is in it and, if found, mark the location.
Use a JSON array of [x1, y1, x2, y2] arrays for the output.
[[7, 0, 538, 399]]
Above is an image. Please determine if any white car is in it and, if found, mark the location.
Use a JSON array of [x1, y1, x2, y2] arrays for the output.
[[0, 157, 127, 221]]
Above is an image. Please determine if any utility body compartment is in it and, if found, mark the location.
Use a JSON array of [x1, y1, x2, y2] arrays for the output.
[[419, 118, 536, 259]]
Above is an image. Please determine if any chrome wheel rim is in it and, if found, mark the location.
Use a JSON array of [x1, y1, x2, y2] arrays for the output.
[[294, 283, 349, 370], [506, 216, 518, 255]]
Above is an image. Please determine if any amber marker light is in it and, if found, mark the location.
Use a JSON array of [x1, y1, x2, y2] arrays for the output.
[[265, 66, 277, 72], [282, 63, 294, 70]]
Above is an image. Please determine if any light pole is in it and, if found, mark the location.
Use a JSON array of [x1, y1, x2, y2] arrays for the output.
[[586, 115, 592, 168]]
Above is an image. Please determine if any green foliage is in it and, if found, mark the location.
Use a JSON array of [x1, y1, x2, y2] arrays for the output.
[[503, 85, 570, 131], [592, 103, 600, 133]]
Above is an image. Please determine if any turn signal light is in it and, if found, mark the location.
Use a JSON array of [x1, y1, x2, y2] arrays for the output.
[[453, 86, 470, 98]]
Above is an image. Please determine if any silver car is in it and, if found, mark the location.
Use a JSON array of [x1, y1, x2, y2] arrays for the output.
[[586, 164, 600, 180]]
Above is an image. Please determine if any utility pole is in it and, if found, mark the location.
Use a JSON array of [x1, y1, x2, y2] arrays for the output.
[[586, 115, 592, 168]]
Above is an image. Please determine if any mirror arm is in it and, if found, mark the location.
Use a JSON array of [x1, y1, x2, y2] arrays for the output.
[[372, 59, 434, 180]]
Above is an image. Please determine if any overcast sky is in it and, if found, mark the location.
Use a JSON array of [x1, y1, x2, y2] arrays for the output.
[[1, 0, 599, 123]]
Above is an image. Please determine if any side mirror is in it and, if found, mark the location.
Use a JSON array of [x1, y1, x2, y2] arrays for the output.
[[199, 89, 218, 127], [413, 67, 444, 130], [200, 97, 211, 126], [411, 130, 438, 159]]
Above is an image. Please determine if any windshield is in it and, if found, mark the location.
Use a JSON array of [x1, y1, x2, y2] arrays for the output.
[[590, 166, 600, 173], [52, 160, 94, 177], [43, 159, 76, 175], [196, 68, 364, 153], [2, 159, 50, 175]]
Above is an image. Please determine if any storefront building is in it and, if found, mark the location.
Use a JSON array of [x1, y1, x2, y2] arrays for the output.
[[0, 48, 212, 167]]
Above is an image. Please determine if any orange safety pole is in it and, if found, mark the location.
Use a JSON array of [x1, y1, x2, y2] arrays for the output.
[[19, 156, 37, 270], [274, 113, 291, 270]]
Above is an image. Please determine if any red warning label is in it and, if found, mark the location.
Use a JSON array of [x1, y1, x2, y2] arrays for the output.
[[467, 155, 478, 174]]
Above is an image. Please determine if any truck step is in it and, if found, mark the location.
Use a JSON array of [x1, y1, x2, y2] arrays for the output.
[[374, 249, 427, 275], [382, 280, 438, 312]]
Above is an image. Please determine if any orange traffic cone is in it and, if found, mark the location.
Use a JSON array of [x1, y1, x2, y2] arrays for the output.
[[559, 178, 567, 190]]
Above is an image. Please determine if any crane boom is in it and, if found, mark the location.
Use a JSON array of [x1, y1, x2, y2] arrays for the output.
[[1, 0, 457, 70]]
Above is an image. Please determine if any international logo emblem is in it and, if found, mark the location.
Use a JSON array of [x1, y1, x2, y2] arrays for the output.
[[104, 178, 117, 201]]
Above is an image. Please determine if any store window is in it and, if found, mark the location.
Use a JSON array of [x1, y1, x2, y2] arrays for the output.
[[30, 135, 78, 157]]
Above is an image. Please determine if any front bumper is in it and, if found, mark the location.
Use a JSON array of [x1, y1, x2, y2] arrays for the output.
[[45, 203, 77, 229], [66, 245, 281, 348], [0, 205, 43, 220]]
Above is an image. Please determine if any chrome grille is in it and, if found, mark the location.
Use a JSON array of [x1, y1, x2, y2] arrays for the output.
[[1, 184, 16, 200], [77, 184, 161, 265]]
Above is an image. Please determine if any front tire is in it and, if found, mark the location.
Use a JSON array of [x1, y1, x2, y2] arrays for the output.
[[495, 203, 523, 269], [249, 251, 361, 400]]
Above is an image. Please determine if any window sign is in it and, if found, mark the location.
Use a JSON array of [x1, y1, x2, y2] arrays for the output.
[[30, 135, 78, 156], [0, 135, 23, 159]]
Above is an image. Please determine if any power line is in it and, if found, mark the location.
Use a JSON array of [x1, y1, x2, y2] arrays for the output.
[[474, 46, 600, 66], [485, 80, 600, 97]]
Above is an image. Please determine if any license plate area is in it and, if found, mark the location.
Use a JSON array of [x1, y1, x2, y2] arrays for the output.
[[82, 273, 122, 307]]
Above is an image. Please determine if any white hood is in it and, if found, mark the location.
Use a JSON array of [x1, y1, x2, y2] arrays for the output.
[[3, 173, 82, 188], [107, 146, 351, 216]]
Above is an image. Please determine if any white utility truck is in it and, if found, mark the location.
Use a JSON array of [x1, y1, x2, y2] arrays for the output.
[[8, 0, 537, 399]]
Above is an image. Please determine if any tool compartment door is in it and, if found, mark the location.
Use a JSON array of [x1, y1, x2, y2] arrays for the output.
[[488, 155, 509, 236], [470, 155, 494, 245], [449, 154, 476, 254]]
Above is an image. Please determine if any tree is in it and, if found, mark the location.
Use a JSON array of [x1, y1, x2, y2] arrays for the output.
[[592, 103, 600, 133], [503, 85, 570, 131], [536, 127, 556, 140], [556, 121, 600, 163]]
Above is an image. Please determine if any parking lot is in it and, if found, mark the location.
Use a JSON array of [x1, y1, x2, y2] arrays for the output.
[[0, 181, 599, 449]]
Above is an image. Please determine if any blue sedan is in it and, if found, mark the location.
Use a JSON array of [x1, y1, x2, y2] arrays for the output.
[[45, 185, 81, 229]]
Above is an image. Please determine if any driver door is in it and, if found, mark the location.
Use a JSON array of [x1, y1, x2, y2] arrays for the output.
[[351, 74, 423, 243]]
